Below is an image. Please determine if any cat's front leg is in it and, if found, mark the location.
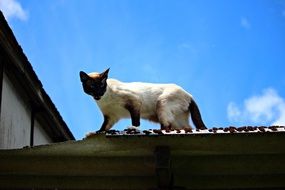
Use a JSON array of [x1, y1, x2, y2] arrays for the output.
[[125, 102, 141, 128], [86, 116, 110, 138], [97, 115, 115, 133]]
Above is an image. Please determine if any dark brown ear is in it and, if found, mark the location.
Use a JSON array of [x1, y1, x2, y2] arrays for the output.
[[80, 71, 89, 82], [100, 68, 110, 79]]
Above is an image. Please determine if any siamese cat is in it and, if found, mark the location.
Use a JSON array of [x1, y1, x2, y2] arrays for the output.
[[80, 68, 207, 132]]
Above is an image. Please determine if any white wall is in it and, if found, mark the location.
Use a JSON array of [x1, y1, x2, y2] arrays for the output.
[[34, 119, 53, 146], [0, 73, 31, 149], [0, 73, 55, 149]]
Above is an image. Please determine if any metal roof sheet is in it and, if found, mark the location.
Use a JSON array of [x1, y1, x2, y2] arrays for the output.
[[1, 127, 285, 189]]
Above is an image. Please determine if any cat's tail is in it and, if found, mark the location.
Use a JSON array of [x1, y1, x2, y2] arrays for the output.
[[189, 99, 207, 130]]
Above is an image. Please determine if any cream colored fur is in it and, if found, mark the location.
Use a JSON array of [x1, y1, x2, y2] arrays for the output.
[[95, 78, 193, 130]]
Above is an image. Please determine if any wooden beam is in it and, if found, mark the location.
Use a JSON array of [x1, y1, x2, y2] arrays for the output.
[[0, 155, 155, 176], [0, 175, 156, 189], [154, 146, 173, 189]]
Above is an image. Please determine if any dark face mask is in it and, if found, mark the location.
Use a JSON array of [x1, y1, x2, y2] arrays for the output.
[[79, 69, 109, 100]]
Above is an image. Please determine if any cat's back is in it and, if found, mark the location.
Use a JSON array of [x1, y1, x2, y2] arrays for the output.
[[107, 78, 190, 97]]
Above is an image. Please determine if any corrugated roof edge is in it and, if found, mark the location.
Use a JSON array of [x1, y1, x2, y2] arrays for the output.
[[83, 126, 285, 138], [0, 11, 75, 140]]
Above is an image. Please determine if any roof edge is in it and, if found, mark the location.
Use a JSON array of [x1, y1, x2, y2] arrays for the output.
[[0, 11, 75, 140]]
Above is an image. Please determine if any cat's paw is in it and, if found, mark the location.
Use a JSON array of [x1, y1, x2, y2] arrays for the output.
[[84, 130, 106, 139], [85, 131, 97, 139], [96, 130, 106, 134], [125, 126, 141, 134], [127, 126, 139, 130]]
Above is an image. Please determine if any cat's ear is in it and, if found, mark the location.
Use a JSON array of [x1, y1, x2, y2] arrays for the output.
[[100, 68, 110, 79], [100, 68, 109, 86], [80, 71, 89, 82]]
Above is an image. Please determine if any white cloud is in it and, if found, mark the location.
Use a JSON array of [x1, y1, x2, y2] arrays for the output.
[[227, 102, 242, 122], [240, 17, 251, 29], [227, 88, 285, 126], [0, 0, 28, 21]]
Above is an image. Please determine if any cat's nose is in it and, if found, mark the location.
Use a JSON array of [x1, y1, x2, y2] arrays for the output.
[[94, 96, 101, 100]]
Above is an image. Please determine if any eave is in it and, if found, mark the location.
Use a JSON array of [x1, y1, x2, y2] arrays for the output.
[[1, 129, 285, 189]]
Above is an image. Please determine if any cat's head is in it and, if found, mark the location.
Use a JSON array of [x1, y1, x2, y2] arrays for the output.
[[79, 68, 110, 100]]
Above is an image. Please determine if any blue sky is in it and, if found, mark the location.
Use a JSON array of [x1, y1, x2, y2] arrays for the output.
[[1, 0, 285, 139]]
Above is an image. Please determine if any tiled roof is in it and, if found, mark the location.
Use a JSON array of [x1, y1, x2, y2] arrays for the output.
[[102, 126, 285, 136]]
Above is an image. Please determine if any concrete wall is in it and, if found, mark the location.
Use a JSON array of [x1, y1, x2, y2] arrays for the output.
[[0, 73, 52, 149]]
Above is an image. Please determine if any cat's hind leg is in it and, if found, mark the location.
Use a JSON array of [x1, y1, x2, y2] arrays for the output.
[[157, 99, 175, 130], [174, 112, 192, 129]]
